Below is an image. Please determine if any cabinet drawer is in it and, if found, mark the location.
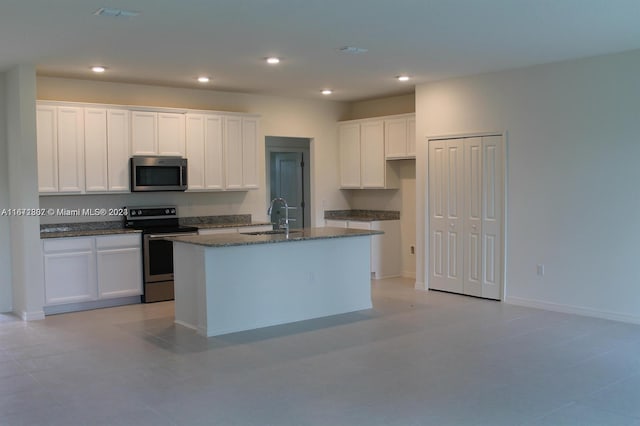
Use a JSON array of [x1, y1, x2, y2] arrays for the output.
[[43, 237, 93, 253], [96, 234, 141, 249]]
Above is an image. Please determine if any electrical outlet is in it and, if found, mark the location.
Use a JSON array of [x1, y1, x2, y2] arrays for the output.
[[536, 264, 545, 277], [410, 246, 415, 255]]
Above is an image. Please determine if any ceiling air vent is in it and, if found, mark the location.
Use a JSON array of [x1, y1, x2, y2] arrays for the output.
[[339, 46, 368, 54], [93, 7, 140, 18]]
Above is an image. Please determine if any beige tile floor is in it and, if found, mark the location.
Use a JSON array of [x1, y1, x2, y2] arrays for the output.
[[1, 277, 640, 425]]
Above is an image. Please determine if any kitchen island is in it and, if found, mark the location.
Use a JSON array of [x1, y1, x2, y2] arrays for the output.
[[167, 227, 381, 337]]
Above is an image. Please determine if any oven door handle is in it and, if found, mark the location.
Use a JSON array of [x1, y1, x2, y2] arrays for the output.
[[146, 232, 198, 240]]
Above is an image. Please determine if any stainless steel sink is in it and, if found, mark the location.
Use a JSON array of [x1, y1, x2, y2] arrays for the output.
[[241, 230, 302, 236]]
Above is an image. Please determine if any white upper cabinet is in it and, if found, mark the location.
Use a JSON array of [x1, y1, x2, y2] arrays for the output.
[[241, 117, 259, 189], [384, 114, 416, 159], [83, 108, 131, 193], [338, 117, 399, 189], [106, 109, 131, 192], [158, 112, 186, 156], [37, 101, 259, 195], [187, 113, 257, 192], [131, 111, 157, 155], [186, 113, 224, 191], [36, 105, 58, 193], [224, 116, 243, 190], [339, 123, 361, 188], [37, 105, 84, 194], [360, 120, 385, 188], [131, 111, 185, 156], [225, 116, 259, 190], [84, 108, 109, 192]]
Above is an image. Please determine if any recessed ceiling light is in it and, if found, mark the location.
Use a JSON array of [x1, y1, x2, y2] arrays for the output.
[[197, 76, 210, 83], [91, 66, 107, 73], [266, 57, 281, 65], [397, 75, 410, 82], [94, 7, 140, 18], [321, 89, 333, 95]]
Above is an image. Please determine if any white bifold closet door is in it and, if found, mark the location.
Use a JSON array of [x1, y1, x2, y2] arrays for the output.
[[429, 135, 503, 300]]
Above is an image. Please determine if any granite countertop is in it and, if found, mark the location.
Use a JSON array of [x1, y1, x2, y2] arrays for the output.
[[192, 221, 272, 229], [40, 214, 270, 238], [166, 227, 383, 248], [40, 222, 141, 239], [324, 209, 400, 222], [179, 214, 270, 229]]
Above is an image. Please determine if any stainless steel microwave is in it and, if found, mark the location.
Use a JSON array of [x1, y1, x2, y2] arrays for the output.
[[130, 156, 188, 192]]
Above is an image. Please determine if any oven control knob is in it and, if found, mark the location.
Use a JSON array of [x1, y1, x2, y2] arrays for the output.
[[137, 210, 142, 216], [165, 209, 170, 214], [170, 208, 176, 214], [131, 210, 136, 216]]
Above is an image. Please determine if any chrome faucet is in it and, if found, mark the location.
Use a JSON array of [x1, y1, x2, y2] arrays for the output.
[[267, 197, 289, 235]]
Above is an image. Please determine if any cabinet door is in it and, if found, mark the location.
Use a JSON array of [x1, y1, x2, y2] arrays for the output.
[[36, 105, 58, 193], [84, 108, 108, 192], [242, 118, 259, 189], [406, 116, 416, 158], [338, 123, 361, 188], [204, 115, 224, 190], [131, 111, 157, 155], [384, 118, 408, 159], [224, 116, 243, 190], [158, 113, 186, 156], [186, 114, 205, 190], [96, 235, 142, 299], [57, 106, 85, 193], [43, 238, 96, 305], [360, 120, 385, 188], [106, 109, 131, 192]]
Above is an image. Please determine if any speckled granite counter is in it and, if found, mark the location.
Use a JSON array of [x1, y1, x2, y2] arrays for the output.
[[40, 215, 270, 238], [324, 209, 400, 221], [40, 222, 141, 239], [167, 227, 382, 248], [180, 214, 270, 229]]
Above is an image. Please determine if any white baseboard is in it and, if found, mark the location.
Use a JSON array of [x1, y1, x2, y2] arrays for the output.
[[505, 296, 640, 325], [17, 310, 45, 321], [43, 296, 140, 316], [414, 280, 426, 291]]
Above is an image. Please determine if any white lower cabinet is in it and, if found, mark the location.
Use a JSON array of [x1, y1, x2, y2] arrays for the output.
[[43, 237, 96, 305], [324, 219, 401, 279], [96, 235, 143, 298], [43, 234, 142, 311]]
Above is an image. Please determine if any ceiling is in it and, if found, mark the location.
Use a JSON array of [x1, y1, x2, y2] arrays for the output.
[[3, 0, 640, 101]]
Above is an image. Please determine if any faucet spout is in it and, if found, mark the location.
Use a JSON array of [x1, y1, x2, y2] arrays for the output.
[[268, 197, 289, 234]]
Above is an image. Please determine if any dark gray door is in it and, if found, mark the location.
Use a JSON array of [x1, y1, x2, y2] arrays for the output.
[[270, 152, 304, 228]]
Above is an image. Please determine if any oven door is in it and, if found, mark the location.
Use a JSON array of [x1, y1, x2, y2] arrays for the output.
[[143, 233, 194, 283]]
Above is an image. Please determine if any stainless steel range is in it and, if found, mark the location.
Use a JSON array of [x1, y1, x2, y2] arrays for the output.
[[124, 206, 198, 303]]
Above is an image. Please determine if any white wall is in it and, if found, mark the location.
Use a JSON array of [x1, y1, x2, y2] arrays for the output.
[[416, 49, 640, 323], [6, 65, 44, 319], [37, 77, 350, 226], [0, 72, 12, 312]]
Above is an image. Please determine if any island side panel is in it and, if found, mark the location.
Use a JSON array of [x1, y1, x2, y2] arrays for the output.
[[173, 242, 207, 334], [202, 235, 372, 337]]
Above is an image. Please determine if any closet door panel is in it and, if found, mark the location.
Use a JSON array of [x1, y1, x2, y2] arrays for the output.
[[481, 135, 503, 300]]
